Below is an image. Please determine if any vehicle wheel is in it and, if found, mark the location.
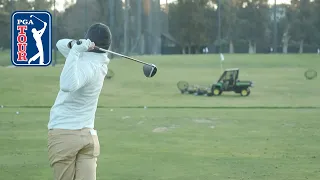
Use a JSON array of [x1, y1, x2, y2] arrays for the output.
[[213, 88, 222, 96], [240, 88, 250, 96]]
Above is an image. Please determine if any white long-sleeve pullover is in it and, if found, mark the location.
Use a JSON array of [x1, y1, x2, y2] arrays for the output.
[[48, 39, 109, 130]]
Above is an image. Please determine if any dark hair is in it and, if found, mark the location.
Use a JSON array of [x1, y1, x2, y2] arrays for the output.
[[84, 23, 112, 53]]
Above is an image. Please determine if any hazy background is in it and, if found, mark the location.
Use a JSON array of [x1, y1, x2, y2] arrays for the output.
[[0, 0, 319, 66]]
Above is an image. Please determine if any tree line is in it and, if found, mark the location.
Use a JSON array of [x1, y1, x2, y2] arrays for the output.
[[0, 0, 319, 54], [169, 0, 320, 54]]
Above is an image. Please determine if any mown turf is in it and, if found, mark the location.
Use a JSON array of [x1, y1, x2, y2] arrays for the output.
[[1, 54, 319, 107], [0, 54, 320, 180], [1, 108, 320, 180], [0, 50, 64, 66]]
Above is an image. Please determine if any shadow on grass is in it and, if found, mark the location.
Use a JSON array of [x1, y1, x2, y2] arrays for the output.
[[179, 93, 244, 98]]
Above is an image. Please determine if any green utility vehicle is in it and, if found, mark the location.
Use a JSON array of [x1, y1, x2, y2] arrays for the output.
[[211, 68, 253, 96]]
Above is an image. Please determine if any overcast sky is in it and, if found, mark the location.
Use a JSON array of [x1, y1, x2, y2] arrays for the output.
[[159, 0, 290, 5], [55, 0, 291, 12]]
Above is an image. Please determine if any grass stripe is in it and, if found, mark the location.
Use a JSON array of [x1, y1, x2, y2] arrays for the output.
[[1, 105, 319, 109]]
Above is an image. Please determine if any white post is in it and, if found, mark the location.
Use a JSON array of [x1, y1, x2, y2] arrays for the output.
[[220, 53, 224, 73]]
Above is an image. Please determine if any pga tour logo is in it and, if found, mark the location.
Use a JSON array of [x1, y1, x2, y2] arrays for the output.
[[11, 11, 52, 66]]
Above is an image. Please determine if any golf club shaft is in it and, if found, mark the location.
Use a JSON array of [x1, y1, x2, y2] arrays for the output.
[[31, 15, 45, 24], [94, 46, 152, 66], [76, 40, 153, 66]]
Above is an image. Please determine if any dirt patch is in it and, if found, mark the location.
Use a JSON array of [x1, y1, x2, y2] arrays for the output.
[[193, 119, 213, 124], [137, 121, 144, 125], [152, 127, 168, 133], [121, 116, 130, 120], [282, 123, 296, 127], [169, 124, 179, 129]]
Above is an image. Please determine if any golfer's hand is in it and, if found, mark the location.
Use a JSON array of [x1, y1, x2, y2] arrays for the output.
[[88, 42, 95, 51], [72, 39, 92, 52], [68, 40, 77, 49]]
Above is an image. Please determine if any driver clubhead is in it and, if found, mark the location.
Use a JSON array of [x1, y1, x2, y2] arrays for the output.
[[143, 64, 157, 78]]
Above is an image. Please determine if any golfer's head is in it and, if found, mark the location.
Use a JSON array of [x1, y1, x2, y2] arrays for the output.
[[84, 23, 112, 53], [31, 28, 36, 33]]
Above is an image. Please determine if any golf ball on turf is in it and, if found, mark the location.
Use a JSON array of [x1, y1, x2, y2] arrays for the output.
[[16, 111, 19, 115]]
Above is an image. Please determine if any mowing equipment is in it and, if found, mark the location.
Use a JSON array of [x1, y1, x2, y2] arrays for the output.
[[304, 69, 317, 80], [211, 68, 253, 96], [177, 81, 212, 96], [177, 68, 253, 97]]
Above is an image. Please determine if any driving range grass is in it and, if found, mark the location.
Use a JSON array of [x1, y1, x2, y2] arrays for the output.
[[1, 108, 320, 180], [0, 54, 320, 179], [0, 53, 320, 107], [0, 50, 65, 66]]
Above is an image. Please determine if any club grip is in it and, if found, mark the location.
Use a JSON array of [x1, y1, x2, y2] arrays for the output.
[[76, 40, 99, 51]]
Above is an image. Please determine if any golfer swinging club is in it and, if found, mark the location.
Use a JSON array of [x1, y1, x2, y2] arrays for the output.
[[47, 23, 112, 180], [28, 16, 47, 65]]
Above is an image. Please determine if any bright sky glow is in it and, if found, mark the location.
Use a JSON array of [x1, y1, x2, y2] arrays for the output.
[[55, 0, 291, 12], [159, 0, 290, 5]]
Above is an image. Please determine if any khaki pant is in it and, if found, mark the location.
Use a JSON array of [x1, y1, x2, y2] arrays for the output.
[[47, 128, 100, 180]]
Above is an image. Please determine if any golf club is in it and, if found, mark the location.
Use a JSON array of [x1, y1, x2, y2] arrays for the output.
[[76, 40, 157, 78], [30, 15, 46, 24]]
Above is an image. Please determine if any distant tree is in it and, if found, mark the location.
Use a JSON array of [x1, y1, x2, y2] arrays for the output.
[[289, 0, 316, 53], [237, 0, 270, 53], [312, 0, 320, 46], [203, 3, 218, 48], [56, 0, 123, 52], [168, 0, 214, 54], [212, 0, 241, 53], [95, 0, 124, 53], [189, 0, 213, 53], [0, 11, 10, 49], [12, 0, 32, 11], [276, 4, 292, 53], [0, 0, 33, 49], [30, 0, 51, 10], [58, 1, 97, 40], [168, 1, 192, 54]]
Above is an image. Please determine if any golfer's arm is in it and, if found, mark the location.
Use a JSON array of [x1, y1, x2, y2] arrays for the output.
[[39, 25, 46, 36], [56, 39, 74, 58], [60, 50, 94, 92]]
